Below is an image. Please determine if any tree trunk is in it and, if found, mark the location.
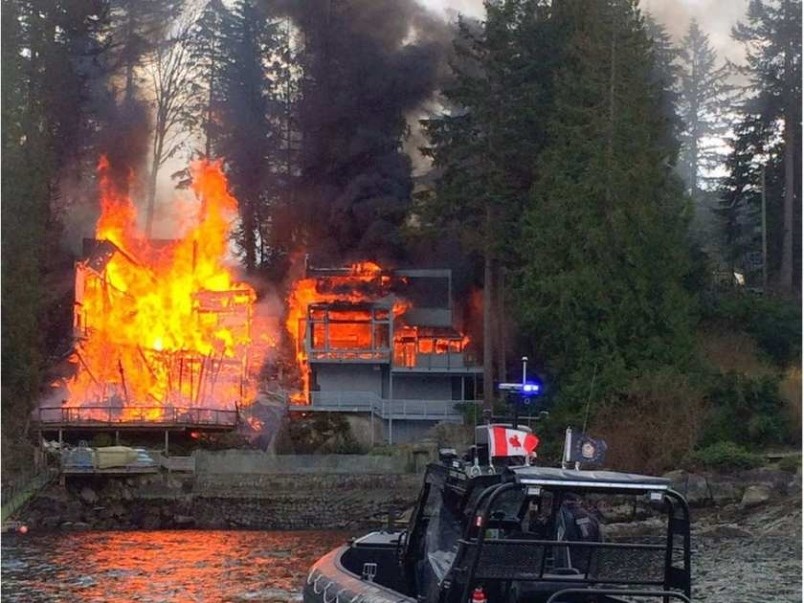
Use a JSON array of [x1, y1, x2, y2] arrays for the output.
[[483, 206, 494, 413], [779, 0, 794, 295], [205, 69, 214, 158], [495, 262, 506, 384], [146, 127, 164, 239], [145, 152, 159, 239], [124, 12, 136, 104], [243, 196, 256, 271]]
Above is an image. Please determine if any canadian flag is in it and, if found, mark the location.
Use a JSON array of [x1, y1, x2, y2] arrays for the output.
[[488, 426, 540, 457]]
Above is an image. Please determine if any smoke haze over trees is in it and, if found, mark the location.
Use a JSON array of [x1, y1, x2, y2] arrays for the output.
[[287, 0, 451, 265], [1, 0, 800, 472]]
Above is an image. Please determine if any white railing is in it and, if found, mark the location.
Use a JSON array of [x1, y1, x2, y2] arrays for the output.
[[383, 399, 463, 420], [392, 352, 479, 371], [300, 391, 477, 421], [310, 390, 379, 412]]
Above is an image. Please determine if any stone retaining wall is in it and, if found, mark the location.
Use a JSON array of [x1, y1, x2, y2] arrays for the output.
[[194, 451, 410, 475], [20, 469, 421, 532]]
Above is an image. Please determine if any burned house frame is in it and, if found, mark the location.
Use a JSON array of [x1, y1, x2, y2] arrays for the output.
[[291, 265, 482, 443]]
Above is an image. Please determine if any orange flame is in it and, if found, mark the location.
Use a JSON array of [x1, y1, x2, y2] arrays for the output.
[[65, 158, 268, 422], [285, 262, 409, 403], [285, 261, 472, 403]]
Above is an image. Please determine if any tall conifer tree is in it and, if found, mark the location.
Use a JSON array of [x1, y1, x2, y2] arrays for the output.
[[730, 0, 802, 295], [420, 0, 563, 405], [516, 0, 694, 405], [677, 20, 735, 199]]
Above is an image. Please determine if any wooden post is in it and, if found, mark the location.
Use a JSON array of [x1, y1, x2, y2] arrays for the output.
[[164, 430, 169, 456]]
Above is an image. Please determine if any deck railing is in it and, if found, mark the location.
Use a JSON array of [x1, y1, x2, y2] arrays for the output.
[[34, 406, 238, 427], [302, 391, 475, 420]]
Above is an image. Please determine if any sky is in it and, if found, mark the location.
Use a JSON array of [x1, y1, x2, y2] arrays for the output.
[[420, 0, 751, 64]]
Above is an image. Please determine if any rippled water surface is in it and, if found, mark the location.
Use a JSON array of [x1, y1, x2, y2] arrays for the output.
[[1, 530, 350, 602]]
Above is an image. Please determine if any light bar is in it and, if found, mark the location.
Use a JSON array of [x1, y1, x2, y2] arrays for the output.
[[499, 381, 542, 395], [518, 478, 669, 491]]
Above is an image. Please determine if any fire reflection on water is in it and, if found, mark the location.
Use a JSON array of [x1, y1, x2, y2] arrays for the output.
[[1, 530, 349, 602]]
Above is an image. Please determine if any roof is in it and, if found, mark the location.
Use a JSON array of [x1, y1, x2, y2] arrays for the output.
[[506, 466, 670, 492]]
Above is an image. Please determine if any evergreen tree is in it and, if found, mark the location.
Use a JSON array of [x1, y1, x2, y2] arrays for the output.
[[677, 20, 736, 199], [216, 0, 282, 271], [643, 15, 682, 154], [420, 0, 564, 406], [110, 0, 184, 103], [515, 0, 695, 407], [187, 0, 230, 159], [717, 115, 782, 283], [731, 0, 802, 295], [1, 0, 110, 469]]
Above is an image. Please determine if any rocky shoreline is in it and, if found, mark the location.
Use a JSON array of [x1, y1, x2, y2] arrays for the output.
[[14, 464, 801, 532], [10, 465, 802, 602]]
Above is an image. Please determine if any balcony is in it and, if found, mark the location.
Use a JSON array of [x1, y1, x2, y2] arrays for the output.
[[292, 391, 476, 421], [307, 348, 391, 363], [392, 351, 481, 373], [34, 405, 238, 430]]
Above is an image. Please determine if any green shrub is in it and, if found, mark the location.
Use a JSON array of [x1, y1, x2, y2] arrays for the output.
[[368, 445, 397, 456], [701, 372, 789, 448], [684, 442, 764, 471], [703, 293, 801, 368]]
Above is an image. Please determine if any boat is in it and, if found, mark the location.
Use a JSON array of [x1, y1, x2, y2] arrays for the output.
[[303, 429, 692, 603]]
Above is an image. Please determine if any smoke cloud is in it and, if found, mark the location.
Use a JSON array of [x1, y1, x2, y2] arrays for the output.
[[641, 0, 750, 65], [278, 0, 452, 265]]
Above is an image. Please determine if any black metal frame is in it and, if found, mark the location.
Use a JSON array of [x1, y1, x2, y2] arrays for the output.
[[448, 481, 691, 603], [545, 588, 692, 603]]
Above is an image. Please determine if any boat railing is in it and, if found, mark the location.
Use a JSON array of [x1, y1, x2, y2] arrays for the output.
[[458, 537, 668, 586]]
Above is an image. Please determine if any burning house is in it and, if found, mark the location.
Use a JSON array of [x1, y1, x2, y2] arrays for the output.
[[37, 159, 271, 440], [35, 156, 478, 448], [287, 260, 481, 443]]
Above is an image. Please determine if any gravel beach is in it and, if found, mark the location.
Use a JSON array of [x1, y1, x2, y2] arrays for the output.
[[692, 499, 802, 602]]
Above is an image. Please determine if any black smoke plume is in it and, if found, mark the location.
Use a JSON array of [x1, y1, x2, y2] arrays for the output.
[[96, 97, 151, 196], [280, 0, 451, 265]]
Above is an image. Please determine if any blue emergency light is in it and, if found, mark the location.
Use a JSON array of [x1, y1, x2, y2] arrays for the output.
[[498, 380, 542, 397]]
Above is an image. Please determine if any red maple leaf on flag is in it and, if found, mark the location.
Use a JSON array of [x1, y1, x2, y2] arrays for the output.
[[508, 434, 522, 449]]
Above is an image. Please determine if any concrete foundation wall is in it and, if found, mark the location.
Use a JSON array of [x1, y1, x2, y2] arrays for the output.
[[386, 420, 447, 444], [194, 451, 409, 475]]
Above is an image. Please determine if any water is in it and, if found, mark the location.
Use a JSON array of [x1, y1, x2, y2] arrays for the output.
[[4, 525, 800, 602], [1, 530, 351, 602]]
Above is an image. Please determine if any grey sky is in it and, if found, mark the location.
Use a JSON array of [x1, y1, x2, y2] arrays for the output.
[[419, 0, 751, 64]]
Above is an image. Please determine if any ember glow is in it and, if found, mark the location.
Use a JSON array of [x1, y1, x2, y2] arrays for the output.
[[65, 158, 264, 422]]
